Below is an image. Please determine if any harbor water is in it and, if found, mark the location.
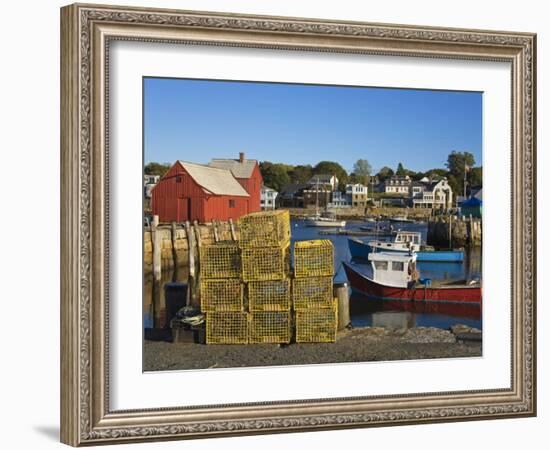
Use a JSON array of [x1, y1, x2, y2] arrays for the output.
[[144, 218, 482, 332]]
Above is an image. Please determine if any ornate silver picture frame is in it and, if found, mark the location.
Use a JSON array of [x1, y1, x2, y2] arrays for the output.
[[60, 3, 536, 446]]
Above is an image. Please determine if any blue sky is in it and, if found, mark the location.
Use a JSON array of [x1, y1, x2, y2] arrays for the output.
[[144, 77, 482, 173]]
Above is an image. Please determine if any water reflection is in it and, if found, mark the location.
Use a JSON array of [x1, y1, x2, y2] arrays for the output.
[[349, 292, 482, 329]]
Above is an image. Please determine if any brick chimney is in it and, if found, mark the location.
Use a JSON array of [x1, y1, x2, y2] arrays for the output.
[[239, 152, 245, 163]]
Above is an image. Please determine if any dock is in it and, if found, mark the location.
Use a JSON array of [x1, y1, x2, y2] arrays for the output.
[[318, 229, 392, 237]]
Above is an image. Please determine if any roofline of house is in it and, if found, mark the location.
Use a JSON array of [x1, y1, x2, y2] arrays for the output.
[[175, 160, 250, 197]]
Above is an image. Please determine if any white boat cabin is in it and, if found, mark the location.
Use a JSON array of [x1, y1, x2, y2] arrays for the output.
[[368, 231, 421, 253], [394, 231, 422, 246], [368, 252, 417, 288]]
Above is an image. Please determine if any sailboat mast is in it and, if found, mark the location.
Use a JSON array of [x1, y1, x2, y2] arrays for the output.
[[316, 176, 319, 216]]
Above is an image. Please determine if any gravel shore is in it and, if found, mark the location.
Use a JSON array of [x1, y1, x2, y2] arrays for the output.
[[144, 326, 482, 371]]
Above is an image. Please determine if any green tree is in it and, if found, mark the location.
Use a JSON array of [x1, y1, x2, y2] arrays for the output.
[[353, 159, 372, 185], [144, 162, 171, 177], [470, 166, 483, 188], [312, 161, 349, 188], [376, 166, 394, 182], [396, 162, 406, 176], [259, 161, 291, 192], [409, 171, 425, 181], [289, 164, 313, 184], [445, 151, 476, 196], [347, 173, 359, 184], [424, 168, 448, 180]]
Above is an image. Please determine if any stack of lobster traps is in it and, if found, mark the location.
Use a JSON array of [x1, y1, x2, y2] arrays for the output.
[[200, 241, 248, 344], [200, 211, 337, 345], [240, 210, 292, 344], [201, 210, 292, 344], [292, 240, 338, 343]]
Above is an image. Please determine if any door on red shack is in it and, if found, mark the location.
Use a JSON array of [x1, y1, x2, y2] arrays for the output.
[[177, 197, 189, 222]]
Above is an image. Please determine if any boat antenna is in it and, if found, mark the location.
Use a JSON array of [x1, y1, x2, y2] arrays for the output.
[[373, 216, 378, 253], [315, 176, 319, 217]]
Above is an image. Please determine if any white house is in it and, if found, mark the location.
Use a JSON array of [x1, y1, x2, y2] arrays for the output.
[[260, 185, 278, 210], [411, 178, 453, 209], [144, 174, 160, 185], [329, 190, 352, 208], [346, 183, 368, 207], [384, 175, 411, 194], [144, 174, 160, 199]]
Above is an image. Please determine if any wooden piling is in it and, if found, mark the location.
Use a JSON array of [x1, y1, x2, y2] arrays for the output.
[[213, 220, 220, 243], [170, 222, 178, 273], [151, 215, 161, 283], [190, 221, 202, 308], [185, 221, 195, 278], [229, 218, 237, 241], [334, 282, 351, 331], [449, 214, 454, 248], [193, 220, 202, 248], [151, 215, 162, 325], [185, 221, 198, 307]]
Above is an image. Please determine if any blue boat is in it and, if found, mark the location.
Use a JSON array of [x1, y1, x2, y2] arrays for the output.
[[348, 237, 464, 263], [416, 250, 464, 262]]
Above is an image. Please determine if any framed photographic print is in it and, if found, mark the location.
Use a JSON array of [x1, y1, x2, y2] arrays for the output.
[[60, 3, 536, 446]]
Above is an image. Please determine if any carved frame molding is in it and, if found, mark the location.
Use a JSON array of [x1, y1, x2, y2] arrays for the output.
[[61, 3, 536, 446]]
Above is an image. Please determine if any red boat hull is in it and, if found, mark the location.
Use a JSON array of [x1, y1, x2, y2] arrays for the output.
[[343, 263, 482, 304]]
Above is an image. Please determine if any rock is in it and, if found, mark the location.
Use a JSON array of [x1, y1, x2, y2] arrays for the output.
[[402, 327, 456, 344], [391, 328, 408, 336], [455, 332, 482, 342], [451, 324, 482, 335]]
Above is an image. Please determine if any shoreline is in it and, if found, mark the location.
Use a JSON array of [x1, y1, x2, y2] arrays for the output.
[[143, 326, 482, 371]]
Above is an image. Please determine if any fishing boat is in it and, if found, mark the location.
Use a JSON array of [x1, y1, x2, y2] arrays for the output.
[[348, 231, 464, 262], [343, 253, 481, 304], [388, 215, 415, 223], [306, 216, 346, 227], [358, 223, 396, 235], [305, 178, 346, 227]]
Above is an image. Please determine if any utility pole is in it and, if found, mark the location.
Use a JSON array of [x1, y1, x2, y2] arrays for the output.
[[463, 162, 468, 199], [370, 175, 374, 204]]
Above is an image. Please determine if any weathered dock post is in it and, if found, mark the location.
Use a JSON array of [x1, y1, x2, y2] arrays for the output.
[[468, 214, 473, 245], [212, 220, 220, 243], [334, 282, 351, 330], [228, 218, 237, 241], [448, 213, 453, 248], [192, 221, 202, 308], [185, 221, 200, 308], [151, 215, 162, 329], [170, 221, 178, 275], [151, 215, 161, 282]]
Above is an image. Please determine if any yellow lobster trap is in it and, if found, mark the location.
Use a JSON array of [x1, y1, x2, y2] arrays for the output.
[[206, 311, 249, 344], [249, 311, 292, 344], [248, 279, 291, 311], [238, 210, 291, 249], [200, 242, 241, 279], [293, 239, 334, 278], [241, 243, 290, 282], [292, 276, 333, 310], [295, 300, 338, 343], [200, 279, 244, 312]]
